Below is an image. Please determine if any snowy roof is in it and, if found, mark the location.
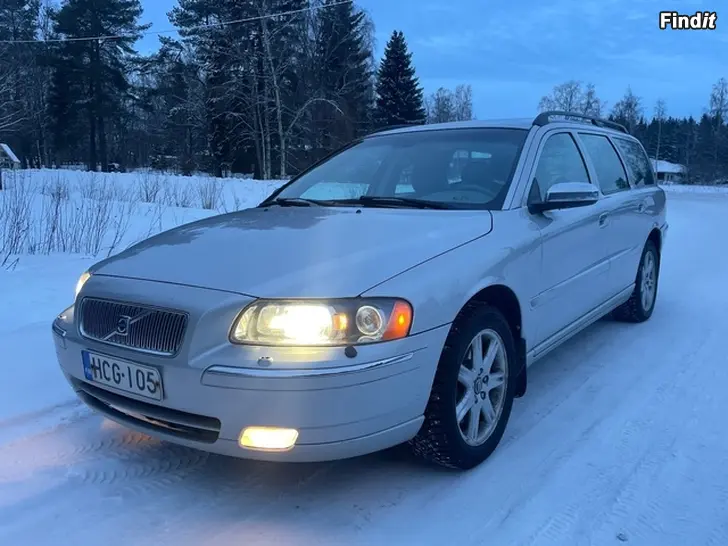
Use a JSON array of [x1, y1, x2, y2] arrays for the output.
[[0, 143, 19, 164], [651, 159, 684, 174]]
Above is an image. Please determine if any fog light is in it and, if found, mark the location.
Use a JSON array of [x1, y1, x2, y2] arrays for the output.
[[239, 426, 298, 451]]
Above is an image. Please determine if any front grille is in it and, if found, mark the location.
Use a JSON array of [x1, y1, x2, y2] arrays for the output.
[[79, 297, 188, 356]]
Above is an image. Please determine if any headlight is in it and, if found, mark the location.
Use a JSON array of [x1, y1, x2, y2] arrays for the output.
[[75, 271, 91, 299], [229, 298, 413, 346]]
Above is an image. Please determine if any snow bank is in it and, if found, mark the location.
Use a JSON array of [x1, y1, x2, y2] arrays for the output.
[[0, 169, 285, 262], [660, 182, 728, 195]]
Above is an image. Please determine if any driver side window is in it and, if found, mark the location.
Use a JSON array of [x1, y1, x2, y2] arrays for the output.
[[529, 133, 591, 202]]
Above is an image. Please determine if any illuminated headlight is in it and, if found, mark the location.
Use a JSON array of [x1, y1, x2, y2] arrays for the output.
[[75, 271, 91, 299], [229, 298, 413, 346]]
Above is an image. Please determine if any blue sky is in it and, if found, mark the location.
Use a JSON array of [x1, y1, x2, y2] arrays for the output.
[[138, 0, 726, 120]]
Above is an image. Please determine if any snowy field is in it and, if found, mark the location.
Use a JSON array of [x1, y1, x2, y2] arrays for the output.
[[0, 170, 727, 545]]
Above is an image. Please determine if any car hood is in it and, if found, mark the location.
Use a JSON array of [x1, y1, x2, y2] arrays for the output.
[[92, 206, 493, 298]]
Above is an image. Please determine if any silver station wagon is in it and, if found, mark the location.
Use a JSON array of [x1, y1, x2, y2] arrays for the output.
[[52, 112, 668, 470]]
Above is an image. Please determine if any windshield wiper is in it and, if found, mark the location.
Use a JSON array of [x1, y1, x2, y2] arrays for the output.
[[263, 197, 330, 207], [347, 196, 455, 210], [263, 196, 456, 209]]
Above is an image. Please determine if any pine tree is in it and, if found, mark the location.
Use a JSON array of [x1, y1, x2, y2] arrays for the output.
[[0, 0, 48, 166], [374, 30, 425, 129], [171, 0, 303, 178], [48, 0, 148, 171], [313, 0, 375, 150], [136, 37, 200, 174]]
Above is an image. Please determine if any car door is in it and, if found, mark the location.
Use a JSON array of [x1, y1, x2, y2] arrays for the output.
[[611, 135, 663, 281], [524, 131, 613, 345], [575, 132, 640, 297]]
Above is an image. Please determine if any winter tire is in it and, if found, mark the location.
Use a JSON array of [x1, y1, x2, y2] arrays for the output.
[[613, 239, 660, 323], [410, 305, 517, 470]]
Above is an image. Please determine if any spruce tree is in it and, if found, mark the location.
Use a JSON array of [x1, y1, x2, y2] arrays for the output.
[[0, 0, 44, 165], [49, 0, 148, 171], [314, 0, 375, 149], [696, 113, 716, 183], [374, 30, 426, 129]]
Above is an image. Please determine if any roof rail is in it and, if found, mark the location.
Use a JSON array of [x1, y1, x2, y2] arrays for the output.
[[367, 123, 423, 136], [533, 111, 628, 134]]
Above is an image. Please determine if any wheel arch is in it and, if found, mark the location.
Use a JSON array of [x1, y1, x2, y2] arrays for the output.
[[456, 284, 528, 398], [648, 227, 662, 253]]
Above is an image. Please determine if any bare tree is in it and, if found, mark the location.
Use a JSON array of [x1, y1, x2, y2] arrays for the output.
[[709, 77, 728, 121], [0, 68, 23, 132], [581, 83, 604, 117], [210, 1, 348, 179], [426, 84, 474, 123], [453, 84, 474, 121], [611, 86, 643, 134], [426, 88, 454, 123], [708, 77, 728, 176], [538, 80, 605, 116]]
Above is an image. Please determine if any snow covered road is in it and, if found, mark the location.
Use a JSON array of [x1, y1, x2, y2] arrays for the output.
[[1, 191, 727, 546]]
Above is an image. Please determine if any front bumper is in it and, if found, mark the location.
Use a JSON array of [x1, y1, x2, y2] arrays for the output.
[[52, 278, 449, 462]]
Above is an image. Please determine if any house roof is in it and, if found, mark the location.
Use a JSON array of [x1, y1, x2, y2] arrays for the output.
[[651, 159, 685, 174], [0, 143, 19, 164]]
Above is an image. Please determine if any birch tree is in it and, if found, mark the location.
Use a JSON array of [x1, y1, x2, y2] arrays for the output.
[[538, 80, 605, 117]]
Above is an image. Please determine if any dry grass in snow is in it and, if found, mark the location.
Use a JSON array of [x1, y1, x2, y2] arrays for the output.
[[0, 169, 284, 267]]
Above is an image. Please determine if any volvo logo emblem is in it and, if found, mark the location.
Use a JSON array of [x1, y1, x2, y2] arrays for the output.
[[101, 310, 152, 341], [116, 315, 131, 336]]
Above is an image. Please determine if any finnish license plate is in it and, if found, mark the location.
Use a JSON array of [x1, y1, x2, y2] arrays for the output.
[[82, 350, 163, 401]]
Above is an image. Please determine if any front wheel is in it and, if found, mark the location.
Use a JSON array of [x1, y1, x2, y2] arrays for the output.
[[613, 239, 660, 323], [410, 305, 517, 470]]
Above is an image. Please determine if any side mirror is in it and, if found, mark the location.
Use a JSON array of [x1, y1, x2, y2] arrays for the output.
[[529, 182, 599, 214]]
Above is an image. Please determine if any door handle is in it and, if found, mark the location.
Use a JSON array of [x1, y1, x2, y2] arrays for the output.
[[598, 213, 609, 227], [637, 202, 647, 213]]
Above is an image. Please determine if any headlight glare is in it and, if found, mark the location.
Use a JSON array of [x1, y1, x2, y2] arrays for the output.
[[230, 298, 412, 346]]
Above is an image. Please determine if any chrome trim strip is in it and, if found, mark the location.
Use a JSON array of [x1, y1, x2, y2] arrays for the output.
[[527, 285, 633, 366], [52, 322, 67, 338], [204, 352, 415, 379]]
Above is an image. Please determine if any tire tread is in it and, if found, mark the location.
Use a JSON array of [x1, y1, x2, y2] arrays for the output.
[[613, 240, 660, 323], [410, 303, 516, 470]]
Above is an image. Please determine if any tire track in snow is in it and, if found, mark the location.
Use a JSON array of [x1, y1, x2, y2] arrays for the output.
[[359, 318, 670, 545], [504, 216, 728, 546], [512, 306, 713, 546], [357, 319, 639, 545], [361, 297, 706, 546], [0, 400, 88, 447], [586, 328, 728, 546], [66, 439, 210, 486], [0, 417, 338, 546]]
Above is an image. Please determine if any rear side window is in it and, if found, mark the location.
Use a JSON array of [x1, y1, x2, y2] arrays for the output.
[[578, 134, 630, 195], [613, 137, 656, 187]]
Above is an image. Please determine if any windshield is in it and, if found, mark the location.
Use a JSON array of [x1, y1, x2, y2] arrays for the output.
[[269, 128, 529, 210]]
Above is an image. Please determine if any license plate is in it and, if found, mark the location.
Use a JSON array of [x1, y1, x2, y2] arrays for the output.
[[82, 350, 163, 401]]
